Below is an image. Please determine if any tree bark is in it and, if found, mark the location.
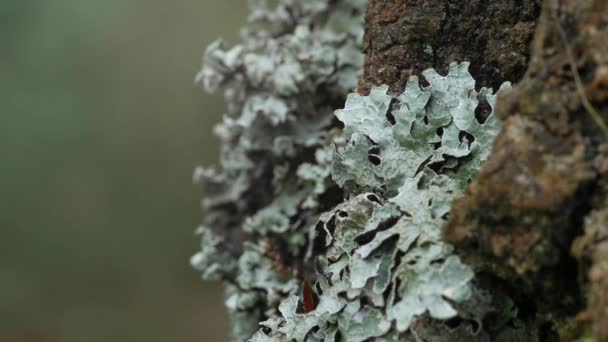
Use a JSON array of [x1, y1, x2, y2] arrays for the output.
[[359, 0, 540, 95], [361, 0, 608, 340], [444, 1, 608, 339]]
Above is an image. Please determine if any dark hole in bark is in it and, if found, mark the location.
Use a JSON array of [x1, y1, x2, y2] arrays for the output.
[[368, 154, 382, 166], [315, 281, 323, 295], [377, 216, 401, 231], [430, 258, 445, 266], [475, 98, 492, 124], [325, 215, 336, 235], [338, 210, 348, 218], [444, 317, 463, 329], [459, 131, 475, 148], [369, 146, 381, 155], [470, 319, 481, 335], [366, 193, 382, 204], [334, 115, 345, 129], [386, 111, 396, 125], [419, 74, 430, 88], [357, 221, 401, 248], [312, 220, 328, 253], [383, 281, 393, 302], [354, 230, 375, 246], [387, 98, 397, 125], [318, 185, 344, 211]]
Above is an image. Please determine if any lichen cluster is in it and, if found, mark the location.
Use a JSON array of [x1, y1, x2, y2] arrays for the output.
[[192, 1, 526, 341], [246, 64, 524, 341], [191, 0, 366, 339]]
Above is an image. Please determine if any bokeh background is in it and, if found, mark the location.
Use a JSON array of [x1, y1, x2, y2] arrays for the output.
[[1, 1, 247, 340]]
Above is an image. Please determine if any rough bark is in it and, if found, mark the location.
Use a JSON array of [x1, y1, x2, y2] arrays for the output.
[[442, 0, 608, 340], [361, 0, 608, 340], [359, 0, 541, 95]]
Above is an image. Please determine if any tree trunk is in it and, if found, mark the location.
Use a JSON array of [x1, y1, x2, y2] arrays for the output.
[[196, 0, 608, 339], [359, 0, 540, 95], [359, 0, 608, 339]]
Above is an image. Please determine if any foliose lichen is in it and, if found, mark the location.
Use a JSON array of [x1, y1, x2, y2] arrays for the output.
[[248, 63, 515, 341], [191, 0, 366, 339], [192, 1, 525, 341]]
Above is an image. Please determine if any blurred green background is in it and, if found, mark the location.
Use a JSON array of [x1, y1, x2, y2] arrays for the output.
[[1, 1, 247, 341]]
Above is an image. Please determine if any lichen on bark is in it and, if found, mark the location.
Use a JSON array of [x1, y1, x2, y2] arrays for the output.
[[192, 0, 608, 341], [444, 0, 608, 340]]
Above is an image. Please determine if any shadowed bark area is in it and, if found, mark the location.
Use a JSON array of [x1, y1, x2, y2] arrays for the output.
[[359, 0, 541, 95], [442, 0, 608, 340]]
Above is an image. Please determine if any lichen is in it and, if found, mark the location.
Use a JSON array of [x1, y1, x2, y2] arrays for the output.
[[191, 0, 366, 339], [192, 1, 526, 341], [249, 63, 516, 341]]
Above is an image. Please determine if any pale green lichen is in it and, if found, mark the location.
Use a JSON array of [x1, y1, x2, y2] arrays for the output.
[[192, 0, 365, 340], [333, 63, 510, 195], [247, 64, 518, 341], [193, 1, 528, 341]]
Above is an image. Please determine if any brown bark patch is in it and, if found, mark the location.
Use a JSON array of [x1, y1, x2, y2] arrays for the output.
[[359, 0, 541, 95], [446, 115, 593, 274], [445, 0, 608, 338]]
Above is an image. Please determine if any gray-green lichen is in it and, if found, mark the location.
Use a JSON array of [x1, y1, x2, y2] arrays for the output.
[[247, 63, 515, 341], [192, 1, 525, 341], [192, 0, 366, 340]]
